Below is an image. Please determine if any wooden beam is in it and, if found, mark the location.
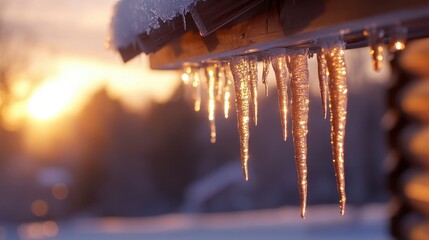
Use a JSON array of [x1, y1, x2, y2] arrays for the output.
[[118, 0, 265, 62], [118, 12, 196, 62], [189, 0, 264, 36], [150, 10, 285, 69], [149, 0, 429, 70]]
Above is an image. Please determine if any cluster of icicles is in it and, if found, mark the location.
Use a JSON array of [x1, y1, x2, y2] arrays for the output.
[[180, 34, 405, 218]]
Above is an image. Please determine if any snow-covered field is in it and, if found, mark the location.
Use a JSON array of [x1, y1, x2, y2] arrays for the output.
[[10, 204, 389, 240]]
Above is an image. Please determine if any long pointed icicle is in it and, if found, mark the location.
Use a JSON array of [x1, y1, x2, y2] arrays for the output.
[[262, 56, 270, 96], [223, 64, 232, 119], [288, 48, 310, 219], [231, 56, 251, 181], [249, 56, 258, 126], [271, 49, 289, 141], [323, 40, 348, 216], [207, 66, 217, 143], [317, 51, 329, 119]]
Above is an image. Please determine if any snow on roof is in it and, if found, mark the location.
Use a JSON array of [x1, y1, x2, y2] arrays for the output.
[[109, 0, 199, 49]]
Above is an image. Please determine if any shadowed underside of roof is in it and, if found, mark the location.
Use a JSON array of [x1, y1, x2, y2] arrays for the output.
[[109, 0, 429, 69]]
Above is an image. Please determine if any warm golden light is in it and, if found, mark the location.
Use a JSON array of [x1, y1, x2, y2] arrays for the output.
[[394, 41, 406, 51], [193, 71, 201, 112], [181, 73, 189, 84], [27, 81, 74, 121], [181, 67, 193, 85], [224, 89, 230, 118], [22, 56, 179, 124], [207, 66, 216, 143]]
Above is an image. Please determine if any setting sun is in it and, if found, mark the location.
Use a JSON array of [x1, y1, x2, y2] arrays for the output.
[[27, 80, 75, 121]]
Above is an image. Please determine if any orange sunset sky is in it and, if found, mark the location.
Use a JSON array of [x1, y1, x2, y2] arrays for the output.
[[2, 0, 179, 127]]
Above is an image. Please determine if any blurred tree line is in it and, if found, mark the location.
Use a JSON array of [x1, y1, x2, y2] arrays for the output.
[[0, 79, 388, 222], [67, 81, 388, 218]]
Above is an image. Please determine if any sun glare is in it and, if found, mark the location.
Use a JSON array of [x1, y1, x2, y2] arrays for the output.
[[25, 56, 179, 122], [27, 81, 74, 121]]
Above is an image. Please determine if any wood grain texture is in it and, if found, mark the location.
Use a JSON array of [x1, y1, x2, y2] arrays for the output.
[[118, 13, 195, 62], [190, 0, 264, 36], [150, 10, 285, 69], [149, 0, 429, 69]]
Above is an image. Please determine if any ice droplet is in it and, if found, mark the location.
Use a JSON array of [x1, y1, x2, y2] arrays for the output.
[[390, 25, 407, 53], [322, 40, 348, 216], [271, 49, 289, 141], [210, 120, 216, 143], [288, 48, 310, 219], [317, 51, 329, 119], [207, 65, 217, 143], [230, 56, 251, 181], [249, 55, 259, 126], [262, 56, 270, 96]]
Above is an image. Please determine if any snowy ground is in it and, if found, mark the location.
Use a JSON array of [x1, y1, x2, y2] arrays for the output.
[[6, 204, 389, 240]]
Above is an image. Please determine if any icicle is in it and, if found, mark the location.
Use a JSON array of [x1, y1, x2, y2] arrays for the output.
[[192, 69, 201, 112], [317, 51, 329, 119], [224, 85, 231, 119], [182, 11, 187, 31], [271, 49, 289, 141], [367, 28, 384, 71], [262, 56, 270, 96], [230, 56, 251, 181], [249, 55, 259, 126], [207, 66, 217, 143], [199, 67, 209, 89], [216, 65, 225, 101], [288, 48, 310, 219], [322, 40, 348, 216], [223, 64, 232, 119]]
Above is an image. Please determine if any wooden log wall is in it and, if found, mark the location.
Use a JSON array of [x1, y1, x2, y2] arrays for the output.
[[388, 39, 429, 239]]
